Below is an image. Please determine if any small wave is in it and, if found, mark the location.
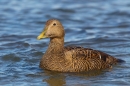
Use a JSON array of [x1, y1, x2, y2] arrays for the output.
[[1, 53, 21, 62]]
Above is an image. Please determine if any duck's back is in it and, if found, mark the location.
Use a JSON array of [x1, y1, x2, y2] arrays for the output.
[[63, 46, 121, 72]]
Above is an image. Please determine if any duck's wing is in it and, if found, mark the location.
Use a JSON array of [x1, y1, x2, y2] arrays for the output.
[[64, 46, 118, 64]]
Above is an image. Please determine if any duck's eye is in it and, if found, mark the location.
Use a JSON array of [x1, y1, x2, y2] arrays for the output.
[[53, 23, 56, 26]]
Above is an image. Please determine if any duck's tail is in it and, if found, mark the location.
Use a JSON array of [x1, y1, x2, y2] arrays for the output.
[[117, 59, 125, 63]]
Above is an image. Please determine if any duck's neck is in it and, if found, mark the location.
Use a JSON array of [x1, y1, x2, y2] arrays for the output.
[[46, 37, 64, 54]]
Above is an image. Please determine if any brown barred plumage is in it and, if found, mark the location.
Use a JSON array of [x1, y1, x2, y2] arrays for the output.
[[37, 19, 124, 72]]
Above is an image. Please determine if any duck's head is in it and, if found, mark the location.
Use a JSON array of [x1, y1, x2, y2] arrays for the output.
[[37, 19, 65, 40]]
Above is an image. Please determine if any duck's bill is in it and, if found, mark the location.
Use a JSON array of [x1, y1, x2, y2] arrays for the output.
[[37, 31, 47, 40]]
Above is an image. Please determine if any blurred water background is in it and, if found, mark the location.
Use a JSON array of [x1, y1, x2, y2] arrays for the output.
[[0, 0, 130, 86]]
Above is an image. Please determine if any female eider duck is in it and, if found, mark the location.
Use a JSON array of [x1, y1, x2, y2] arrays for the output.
[[37, 19, 124, 72]]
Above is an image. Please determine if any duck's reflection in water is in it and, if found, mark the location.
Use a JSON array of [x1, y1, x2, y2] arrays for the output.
[[43, 69, 106, 86], [45, 75, 66, 86]]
